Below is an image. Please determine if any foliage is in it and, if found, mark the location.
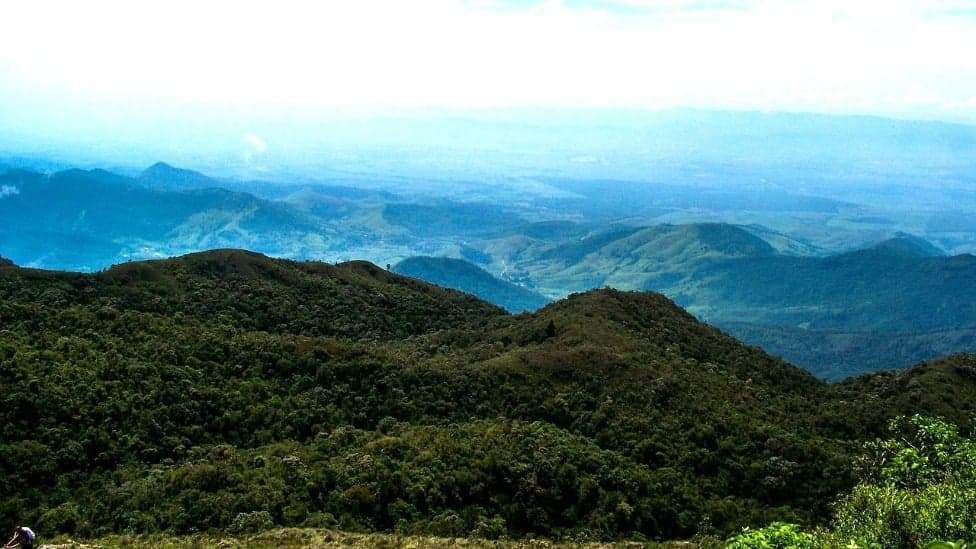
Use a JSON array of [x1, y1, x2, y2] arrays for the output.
[[1, 251, 975, 541], [858, 415, 976, 489], [830, 416, 976, 548], [41, 527, 721, 548], [725, 522, 820, 548], [228, 511, 275, 534]]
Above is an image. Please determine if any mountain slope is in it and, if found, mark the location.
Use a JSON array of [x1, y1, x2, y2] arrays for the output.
[[689, 247, 976, 333], [5, 250, 976, 540], [393, 256, 550, 312], [0, 252, 827, 538], [822, 353, 976, 436]]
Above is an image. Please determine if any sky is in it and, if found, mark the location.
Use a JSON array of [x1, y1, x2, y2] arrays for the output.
[[0, 0, 975, 134]]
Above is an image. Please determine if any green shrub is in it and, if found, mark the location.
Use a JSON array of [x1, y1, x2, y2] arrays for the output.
[[725, 522, 820, 548], [832, 416, 976, 548]]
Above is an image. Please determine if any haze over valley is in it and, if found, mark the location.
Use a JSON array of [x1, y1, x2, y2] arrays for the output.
[[3, 110, 976, 379]]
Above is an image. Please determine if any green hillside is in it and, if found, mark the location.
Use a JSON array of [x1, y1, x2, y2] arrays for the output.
[[393, 256, 550, 312], [0, 249, 503, 340], [3, 249, 975, 543], [514, 223, 778, 295]]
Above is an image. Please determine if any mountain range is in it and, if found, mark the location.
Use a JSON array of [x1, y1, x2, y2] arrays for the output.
[[425, 224, 976, 378], [2, 161, 976, 379]]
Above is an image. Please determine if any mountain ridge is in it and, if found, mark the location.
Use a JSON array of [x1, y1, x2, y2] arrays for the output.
[[1, 248, 505, 340]]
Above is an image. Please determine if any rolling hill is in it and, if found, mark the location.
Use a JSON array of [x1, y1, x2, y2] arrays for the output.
[[489, 224, 976, 378]]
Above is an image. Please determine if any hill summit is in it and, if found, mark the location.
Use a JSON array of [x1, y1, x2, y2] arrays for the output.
[[139, 161, 219, 190]]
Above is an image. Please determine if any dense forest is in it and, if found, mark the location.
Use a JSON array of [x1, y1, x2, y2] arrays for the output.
[[1, 250, 975, 544]]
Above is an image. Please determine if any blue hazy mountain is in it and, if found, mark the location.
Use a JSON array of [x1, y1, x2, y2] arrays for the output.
[[0, 167, 322, 269], [393, 256, 550, 313], [139, 161, 223, 191]]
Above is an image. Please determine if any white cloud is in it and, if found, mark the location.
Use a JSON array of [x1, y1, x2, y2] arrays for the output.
[[242, 134, 268, 152], [0, 185, 19, 198], [241, 133, 268, 164], [900, 85, 944, 108]]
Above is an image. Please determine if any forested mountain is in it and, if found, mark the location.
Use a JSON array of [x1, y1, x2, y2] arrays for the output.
[[2, 250, 975, 541], [1, 249, 501, 340]]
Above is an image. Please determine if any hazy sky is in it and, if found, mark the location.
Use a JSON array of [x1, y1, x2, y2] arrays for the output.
[[1, 0, 975, 124]]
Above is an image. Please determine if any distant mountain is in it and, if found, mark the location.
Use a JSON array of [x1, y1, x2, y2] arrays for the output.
[[521, 223, 778, 294], [868, 232, 944, 257], [688, 242, 976, 333], [487, 223, 976, 378], [0, 255, 13, 267], [0, 230, 123, 272], [739, 224, 824, 256], [0, 167, 324, 269], [503, 224, 968, 334], [720, 321, 976, 381], [394, 256, 550, 312], [139, 161, 222, 191]]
